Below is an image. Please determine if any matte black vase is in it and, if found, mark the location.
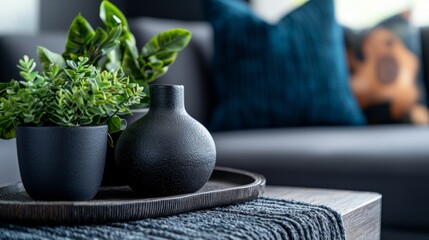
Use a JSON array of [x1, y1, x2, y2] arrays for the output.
[[115, 85, 216, 197], [16, 125, 108, 201], [102, 108, 149, 186]]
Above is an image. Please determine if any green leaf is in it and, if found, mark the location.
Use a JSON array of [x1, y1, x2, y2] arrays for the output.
[[91, 27, 109, 45], [105, 31, 137, 72], [63, 15, 95, 60], [88, 27, 108, 59], [100, 25, 122, 54], [17, 56, 36, 73], [100, 0, 129, 32], [99, 81, 112, 89], [0, 56, 144, 138], [0, 118, 16, 140], [122, 44, 143, 80], [88, 26, 121, 65], [120, 118, 127, 130], [16, 56, 39, 82], [142, 28, 192, 57], [105, 47, 122, 71], [155, 52, 177, 66], [37, 46, 66, 71], [0, 82, 9, 98], [107, 115, 126, 133], [143, 67, 168, 83], [123, 33, 139, 58], [147, 56, 164, 68]]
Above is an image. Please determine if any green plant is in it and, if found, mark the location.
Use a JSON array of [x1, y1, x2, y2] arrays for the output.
[[0, 56, 144, 140], [38, 0, 192, 107]]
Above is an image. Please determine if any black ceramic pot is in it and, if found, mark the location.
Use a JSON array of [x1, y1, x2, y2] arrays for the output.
[[115, 85, 216, 197], [16, 125, 108, 201], [102, 108, 149, 186]]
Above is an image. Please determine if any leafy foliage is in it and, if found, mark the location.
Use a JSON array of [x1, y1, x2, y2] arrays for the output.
[[0, 56, 144, 139], [37, 0, 191, 108], [0, 82, 8, 98]]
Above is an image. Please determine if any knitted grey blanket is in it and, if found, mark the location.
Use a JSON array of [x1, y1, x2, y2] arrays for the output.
[[0, 198, 345, 240]]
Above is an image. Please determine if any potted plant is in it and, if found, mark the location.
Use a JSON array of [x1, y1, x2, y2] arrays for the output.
[[0, 56, 144, 201], [36, 0, 192, 185], [38, 0, 192, 108]]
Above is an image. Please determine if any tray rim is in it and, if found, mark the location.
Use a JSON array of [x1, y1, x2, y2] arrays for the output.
[[0, 166, 266, 206]]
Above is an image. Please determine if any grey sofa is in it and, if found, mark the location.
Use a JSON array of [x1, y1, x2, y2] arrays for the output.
[[2, 18, 429, 240]]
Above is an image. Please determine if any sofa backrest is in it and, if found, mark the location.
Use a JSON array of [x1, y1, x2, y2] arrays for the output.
[[0, 33, 66, 82], [2, 19, 429, 126]]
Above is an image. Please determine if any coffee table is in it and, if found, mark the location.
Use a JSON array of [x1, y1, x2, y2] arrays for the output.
[[265, 186, 381, 240], [0, 182, 381, 239]]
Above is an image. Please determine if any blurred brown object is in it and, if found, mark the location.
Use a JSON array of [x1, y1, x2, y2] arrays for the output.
[[347, 27, 429, 124], [410, 105, 429, 124]]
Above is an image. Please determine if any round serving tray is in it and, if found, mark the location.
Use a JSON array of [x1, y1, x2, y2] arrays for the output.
[[0, 167, 265, 225]]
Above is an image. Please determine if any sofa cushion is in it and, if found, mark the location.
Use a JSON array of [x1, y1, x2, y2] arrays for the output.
[[212, 125, 429, 229], [345, 12, 429, 124], [204, 0, 365, 131]]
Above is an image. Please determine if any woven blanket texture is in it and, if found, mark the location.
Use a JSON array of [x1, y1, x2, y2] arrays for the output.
[[0, 198, 345, 240]]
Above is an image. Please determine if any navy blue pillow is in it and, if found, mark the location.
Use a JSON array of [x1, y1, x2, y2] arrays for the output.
[[205, 0, 365, 131]]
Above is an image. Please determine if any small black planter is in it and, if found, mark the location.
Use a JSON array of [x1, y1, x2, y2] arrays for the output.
[[16, 125, 108, 201], [115, 85, 216, 197]]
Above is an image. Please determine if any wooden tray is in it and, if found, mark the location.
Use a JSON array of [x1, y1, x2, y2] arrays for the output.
[[0, 167, 265, 225]]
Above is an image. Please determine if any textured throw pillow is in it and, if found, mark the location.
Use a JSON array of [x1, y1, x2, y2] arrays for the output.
[[204, 0, 365, 131], [345, 12, 429, 124]]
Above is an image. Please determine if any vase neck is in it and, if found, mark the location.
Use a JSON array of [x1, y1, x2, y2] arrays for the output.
[[150, 85, 185, 110]]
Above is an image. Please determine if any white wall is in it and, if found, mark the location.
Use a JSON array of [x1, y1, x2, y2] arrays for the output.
[[335, 0, 429, 29], [250, 0, 308, 23], [0, 0, 39, 34], [250, 0, 429, 28]]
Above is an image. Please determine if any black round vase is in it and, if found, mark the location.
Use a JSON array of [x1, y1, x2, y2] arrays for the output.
[[102, 108, 149, 186], [16, 125, 108, 201], [115, 85, 216, 197]]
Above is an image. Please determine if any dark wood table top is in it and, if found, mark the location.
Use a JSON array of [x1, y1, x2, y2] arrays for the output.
[[264, 186, 382, 240]]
